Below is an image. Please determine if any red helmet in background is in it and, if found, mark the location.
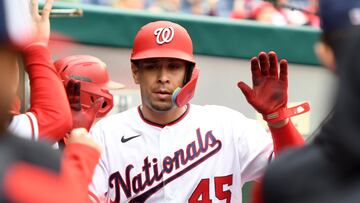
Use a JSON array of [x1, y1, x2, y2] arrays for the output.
[[54, 55, 125, 118], [130, 21, 199, 107]]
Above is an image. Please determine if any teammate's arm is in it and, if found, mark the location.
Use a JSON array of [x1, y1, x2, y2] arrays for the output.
[[23, 0, 72, 142]]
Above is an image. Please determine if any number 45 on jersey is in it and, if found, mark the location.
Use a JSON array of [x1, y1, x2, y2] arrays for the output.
[[189, 175, 233, 203]]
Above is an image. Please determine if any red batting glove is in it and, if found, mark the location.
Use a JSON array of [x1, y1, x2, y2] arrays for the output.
[[238, 51, 288, 120], [66, 80, 104, 131]]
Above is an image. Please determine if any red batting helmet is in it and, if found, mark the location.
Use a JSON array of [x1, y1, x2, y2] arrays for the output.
[[54, 55, 125, 117], [131, 21, 199, 107]]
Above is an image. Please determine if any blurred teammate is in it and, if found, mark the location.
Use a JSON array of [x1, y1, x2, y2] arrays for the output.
[[261, 0, 360, 202], [54, 55, 125, 131], [0, 0, 101, 202], [7, 0, 73, 143], [88, 20, 308, 202]]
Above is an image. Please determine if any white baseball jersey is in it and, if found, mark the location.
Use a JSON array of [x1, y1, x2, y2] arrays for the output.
[[8, 113, 59, 148], [8, 113, 39, 140], [89, 104, 273, 203]]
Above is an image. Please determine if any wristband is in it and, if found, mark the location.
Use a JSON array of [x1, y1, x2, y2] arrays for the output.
[[263, 102, 310, 123]]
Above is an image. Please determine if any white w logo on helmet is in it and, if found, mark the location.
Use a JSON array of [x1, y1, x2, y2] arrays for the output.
[[154, 27, 175, 45]]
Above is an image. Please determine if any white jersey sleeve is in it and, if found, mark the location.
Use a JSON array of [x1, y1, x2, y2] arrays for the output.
[[8, 112, 39, 140], [231, 111, 273, 183]]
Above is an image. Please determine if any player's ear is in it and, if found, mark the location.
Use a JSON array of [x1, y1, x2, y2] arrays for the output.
[[315, 41, 336, 72], [131, 62, 140, 84]]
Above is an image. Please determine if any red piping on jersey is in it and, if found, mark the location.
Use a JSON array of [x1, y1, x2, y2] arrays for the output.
[[88, 191, 100, 203], [25, 114, 35, 140], [137, 104, 190, 128]]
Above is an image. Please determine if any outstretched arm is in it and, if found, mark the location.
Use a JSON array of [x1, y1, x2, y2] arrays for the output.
[[24, 0, 72, 142], [238, 51, 306, 154], [238, 51, 308, 203]]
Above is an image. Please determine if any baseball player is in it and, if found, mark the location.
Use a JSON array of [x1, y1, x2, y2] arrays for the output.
[[0, 0, 102, 202], [7, 0, 73, 143], [54, 55, 125, 131], [88, 20, 308, 202]]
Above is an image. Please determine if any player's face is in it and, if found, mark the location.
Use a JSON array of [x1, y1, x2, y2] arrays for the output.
[[132, 58, 187, 112]]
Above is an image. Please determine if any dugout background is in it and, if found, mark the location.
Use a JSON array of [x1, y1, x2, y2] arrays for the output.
[[21, 2, 336, 202]]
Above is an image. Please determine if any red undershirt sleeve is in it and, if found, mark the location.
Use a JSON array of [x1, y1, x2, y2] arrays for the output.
[[269, 119, 305, 155], [252, 119, 305, 203]]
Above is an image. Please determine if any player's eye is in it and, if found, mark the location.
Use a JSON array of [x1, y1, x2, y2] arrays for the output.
[[142, 63, 158, 71], [168, 63, 182, 70]]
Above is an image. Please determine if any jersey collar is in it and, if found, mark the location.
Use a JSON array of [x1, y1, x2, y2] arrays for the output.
[[137, 104, 190, 128]]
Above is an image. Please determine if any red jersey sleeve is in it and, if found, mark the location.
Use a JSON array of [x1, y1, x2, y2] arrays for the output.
[[23, 44, 72, 143]]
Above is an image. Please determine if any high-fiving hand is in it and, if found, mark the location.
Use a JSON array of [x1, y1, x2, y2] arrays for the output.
[[29, 0, 53, 46], [238, 51, 288, 124]]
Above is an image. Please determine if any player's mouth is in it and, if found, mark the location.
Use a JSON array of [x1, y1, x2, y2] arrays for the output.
[[153, 89, 172, 100]]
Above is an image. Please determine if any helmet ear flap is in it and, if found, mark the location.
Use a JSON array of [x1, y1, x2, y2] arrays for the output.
[[172, 67, 199, 107], [78, 84, 114, 118], [183, 63, 195, 86]]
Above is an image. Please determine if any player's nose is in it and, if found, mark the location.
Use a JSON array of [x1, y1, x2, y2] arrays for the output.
[[157, 66, 170, 84]]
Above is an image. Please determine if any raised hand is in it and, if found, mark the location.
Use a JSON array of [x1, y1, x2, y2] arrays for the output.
[[238, 51, 288, 121], [29, 0, 53, 46]]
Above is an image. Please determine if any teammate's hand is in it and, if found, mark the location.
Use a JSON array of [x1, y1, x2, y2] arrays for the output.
[[29, 0, 53, 46], [66, 79, 104, 131], [67, 128, 102, 153], [238, 51, 288, 121]]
